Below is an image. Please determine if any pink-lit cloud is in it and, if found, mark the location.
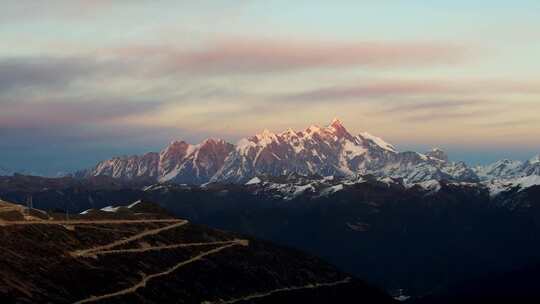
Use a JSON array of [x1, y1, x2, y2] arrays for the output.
[[0, 99, 164, 128], [281, 81, 456, 101], [112, 38, 466, 74], [280, 79, 540, 101]]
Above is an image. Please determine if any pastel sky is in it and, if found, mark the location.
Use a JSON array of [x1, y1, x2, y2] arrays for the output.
[[1, 0, 539, 175]]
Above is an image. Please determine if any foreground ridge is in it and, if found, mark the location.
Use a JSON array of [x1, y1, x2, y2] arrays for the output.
[[0, 191, 396, 303]]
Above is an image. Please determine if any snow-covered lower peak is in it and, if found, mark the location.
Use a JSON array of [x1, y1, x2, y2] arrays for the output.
[[512, 175, 540, 189], [474, 155, 540, 196], [88, 152, 160, 180], [236, 173, 452, 201], [474, 159, 524, 180], [242, 175, 353, 200], [245, 177, 262, 185], [426, 147, 448, 162], [485, 175, 540, 197], [80, 200, 144, 215], [247, 173, 536, 200], [359, 132, 397, 153], [475, 155, 540, 182], [100, 206, 121, 212]]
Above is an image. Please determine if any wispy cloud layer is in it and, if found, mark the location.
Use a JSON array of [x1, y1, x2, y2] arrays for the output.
[[0, 99, 164, 128], [113, 38, 465, 74], [1, 37, 465, 95], [280, 79, 540, 102], [0, 56, 128, 93], [281, 82, 455, 101]]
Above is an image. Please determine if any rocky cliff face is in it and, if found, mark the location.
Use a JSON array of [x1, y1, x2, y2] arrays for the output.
[[88, 152, 160, 180], [158, 138, 235, 184], [82, 139, 234, 184]]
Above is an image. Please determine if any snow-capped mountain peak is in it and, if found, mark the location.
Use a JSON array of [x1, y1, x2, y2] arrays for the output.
[[327, 118, 351, 138], [256, 129, 279, 143], [330, 117, 342, 126], [201, 138, 225, 145], [306, 124, 322, 134], [474, 159, 523, 180], [81, 119, 493, 186], [426, 147, 448, 162], [281, 128, 297, 137]]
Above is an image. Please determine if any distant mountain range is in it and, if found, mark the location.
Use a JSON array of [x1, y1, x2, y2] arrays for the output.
[[0, 166, 14, 176], [77, 119, 540, 191], [0, 166, 40, 177]]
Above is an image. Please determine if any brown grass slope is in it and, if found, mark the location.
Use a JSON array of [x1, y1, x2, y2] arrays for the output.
[[0, 200, 393, 304]]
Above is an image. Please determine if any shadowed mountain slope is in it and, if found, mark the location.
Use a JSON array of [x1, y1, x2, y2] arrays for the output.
[[0, 199, 393, 304]]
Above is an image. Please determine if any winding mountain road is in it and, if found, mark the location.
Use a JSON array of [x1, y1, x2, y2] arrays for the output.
[[1, 212, 352, 303], [0, 206, 21, 213], [201, 277, 352, 304], [70, 220, 188, 257], [73, 239, 249, 304], [87, 239, 248, 256], [0, 218, 184, 226]]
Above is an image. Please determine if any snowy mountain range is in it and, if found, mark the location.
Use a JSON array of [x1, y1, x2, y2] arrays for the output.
[[475, 156, 540, 180], [0, 166, 55, 178], [474, 156, 540, 196], [78, 119, 540, 192]]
